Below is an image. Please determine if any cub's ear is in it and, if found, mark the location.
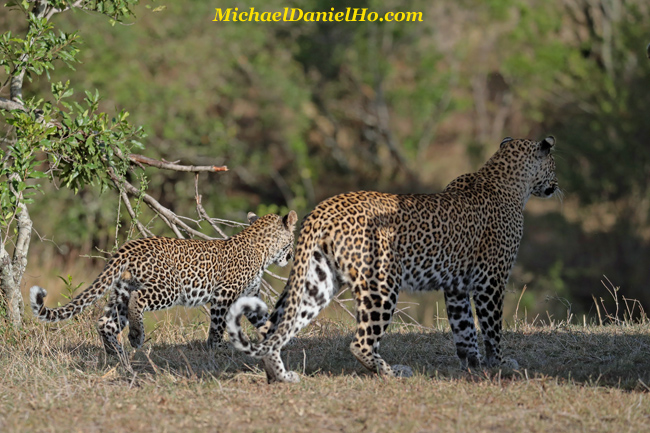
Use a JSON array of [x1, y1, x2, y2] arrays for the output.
[[500, 137, 514, 148], [247, 212, 259, 224], [283, 210, 298, 229], [540, 136, 555, 154]]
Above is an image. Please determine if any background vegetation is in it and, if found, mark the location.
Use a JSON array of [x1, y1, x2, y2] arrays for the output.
[[2, 0, 650, 320]]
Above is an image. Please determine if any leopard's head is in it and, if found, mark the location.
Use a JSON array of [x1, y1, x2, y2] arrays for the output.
[[529, 136, 558, 198], [498, 136, 558, 199], [247, 210, 298, 267]]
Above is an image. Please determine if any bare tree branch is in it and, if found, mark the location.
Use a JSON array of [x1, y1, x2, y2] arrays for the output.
[[129, 154, 228, 173], [194, 173, 228, 239], [107, 167, 213, 240], [118, 189, 153, 237], [102, 147, 238, 241], [44, 0, 85, 20]]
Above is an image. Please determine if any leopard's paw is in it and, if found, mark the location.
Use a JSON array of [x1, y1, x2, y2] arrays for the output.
[[502, 357, 519, 369], [391, 364, 414, 378], [128, 329, 144, 348]]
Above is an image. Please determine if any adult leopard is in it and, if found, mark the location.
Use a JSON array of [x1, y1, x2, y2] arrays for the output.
[[31, 211, 297, 356], [227, 137, 558, 383]]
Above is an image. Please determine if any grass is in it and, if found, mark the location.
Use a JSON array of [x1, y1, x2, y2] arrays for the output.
[[1, 303, 650, 433]]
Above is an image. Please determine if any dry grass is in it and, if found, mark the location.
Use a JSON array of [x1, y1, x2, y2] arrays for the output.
[[1, 304, 650, 433]]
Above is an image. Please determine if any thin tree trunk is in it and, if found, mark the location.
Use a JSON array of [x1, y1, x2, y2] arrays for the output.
[[0, 202, 32, 325], [0, 1, 48, 324]]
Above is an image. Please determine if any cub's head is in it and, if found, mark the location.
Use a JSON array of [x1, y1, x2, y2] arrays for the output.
[[247, 210, 298, 267], [498, 136, 558, 198]]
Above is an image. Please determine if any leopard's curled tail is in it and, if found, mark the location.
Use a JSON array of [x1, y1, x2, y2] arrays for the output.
[[227, 213, 334, 359], [30, 257, 125, 322]]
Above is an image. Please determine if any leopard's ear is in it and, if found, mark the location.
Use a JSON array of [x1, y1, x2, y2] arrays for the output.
[[247, 212, 259, 224], [283, 210, 298, 230], [540, 136, 555, 155], [500, 137, 514, 148]]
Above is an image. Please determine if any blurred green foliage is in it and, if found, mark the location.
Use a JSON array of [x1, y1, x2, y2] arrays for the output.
[[2, 0, 649, 318], [0, 2, 146, 234]]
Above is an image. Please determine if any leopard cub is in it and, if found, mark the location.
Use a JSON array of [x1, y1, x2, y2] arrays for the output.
[[31, 211, 297, 356]]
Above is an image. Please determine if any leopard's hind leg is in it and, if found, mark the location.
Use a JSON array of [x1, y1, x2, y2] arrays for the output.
[[261, 249, 338, 383], [346, 232, 412, 378], [444, 290, 482, 369], [127, 282, 180, 349], [96, 279, 131, 356], [348, 262, 411, 378], [261, 349, 300, 384]]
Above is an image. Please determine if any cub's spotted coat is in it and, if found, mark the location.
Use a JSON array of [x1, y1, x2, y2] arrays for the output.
[[227, 137, 558, 383], [31, 211, 297, 356]]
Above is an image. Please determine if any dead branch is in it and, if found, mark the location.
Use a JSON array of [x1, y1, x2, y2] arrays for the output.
[[44, 0, 85, 20], [104, 148, 241, 242], [102, 147, 235, 240], [118, 189, 153, 237], [263, 269, 288, 282], [194, 173, 228, 239], [107, 167, 212, 240], [129, 154, 227, 173]]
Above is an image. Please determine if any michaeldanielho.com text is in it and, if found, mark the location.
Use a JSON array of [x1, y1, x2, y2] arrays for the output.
[[212, 7, 423, 22]]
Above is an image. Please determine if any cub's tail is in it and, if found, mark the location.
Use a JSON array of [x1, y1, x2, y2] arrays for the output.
[[30, 258, 124, 322]]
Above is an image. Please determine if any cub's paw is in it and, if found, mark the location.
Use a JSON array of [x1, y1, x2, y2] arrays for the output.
[[458, 353, 483, 370], [128, 329, 144, 349], [206, 339, 226, 351], [391, 364, 414, 378], [483, 356, 519, 370], [502, 357, 519, 369]]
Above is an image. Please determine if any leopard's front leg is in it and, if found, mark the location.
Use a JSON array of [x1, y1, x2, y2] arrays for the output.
[[473, 282, 519, 369], [207, 302, 229, 349]]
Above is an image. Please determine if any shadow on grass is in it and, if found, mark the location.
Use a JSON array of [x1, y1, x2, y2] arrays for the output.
[[275, 325, 650, 390], [55, 321, 650, 391]]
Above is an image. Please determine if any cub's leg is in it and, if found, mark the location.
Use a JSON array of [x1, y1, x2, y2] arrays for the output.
[[207, 302, 229, 349], [444, 290, 481, 369], [97, 283, 130, 356], [473, 283, 518, 368], [127, 284, 179, 349]]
